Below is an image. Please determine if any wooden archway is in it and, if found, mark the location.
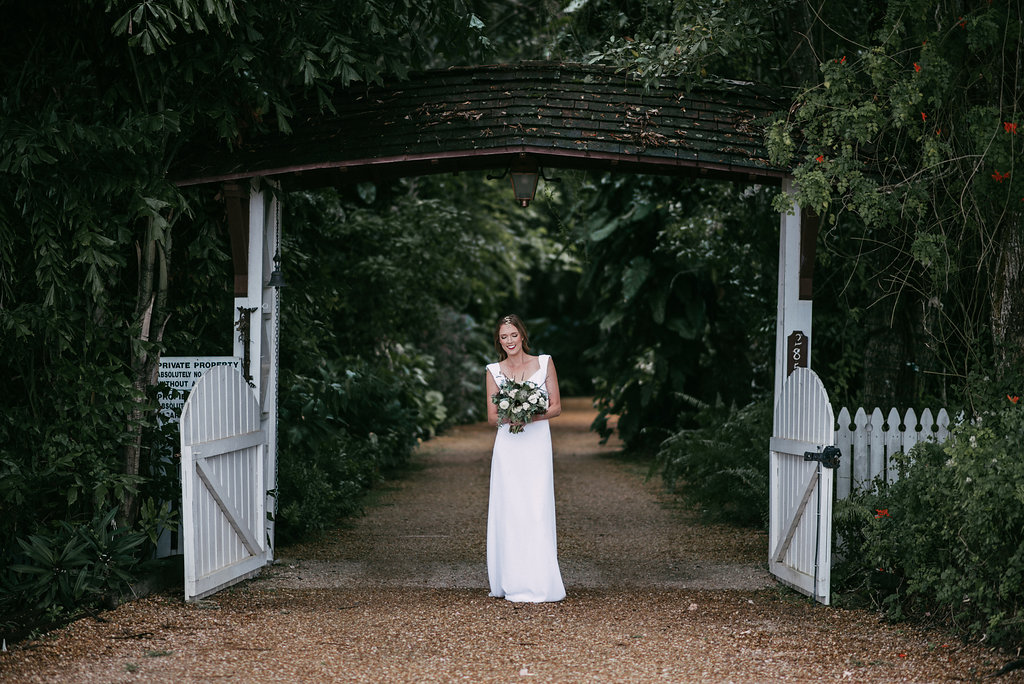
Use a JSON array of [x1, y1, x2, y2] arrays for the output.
[[172, 61, 817, 580]]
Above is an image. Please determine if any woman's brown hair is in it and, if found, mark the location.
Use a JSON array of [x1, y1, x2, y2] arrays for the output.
[[493, 314, 530, 361]]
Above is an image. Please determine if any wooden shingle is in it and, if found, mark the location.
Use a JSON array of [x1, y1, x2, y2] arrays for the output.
[[174, 62, 788, 188]]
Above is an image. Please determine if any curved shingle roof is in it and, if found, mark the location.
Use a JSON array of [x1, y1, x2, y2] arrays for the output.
[[174, 62, 788, 188]]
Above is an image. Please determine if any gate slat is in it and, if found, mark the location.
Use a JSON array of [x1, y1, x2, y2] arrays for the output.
[[936, 408, 950, 442], [835, 407, 852, 500], [852, 407, 868, 491], [868, 407, 884, 487]]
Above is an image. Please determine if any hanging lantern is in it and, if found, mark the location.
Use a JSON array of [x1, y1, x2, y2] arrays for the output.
[[509, 157, 539, 208]]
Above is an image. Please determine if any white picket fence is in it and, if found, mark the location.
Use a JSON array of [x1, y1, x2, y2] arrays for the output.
[[834, 407, 951, 499]]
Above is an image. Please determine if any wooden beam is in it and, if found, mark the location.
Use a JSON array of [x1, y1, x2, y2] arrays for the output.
[[799, 207, 820, 301], [222, 182, 249, 297]]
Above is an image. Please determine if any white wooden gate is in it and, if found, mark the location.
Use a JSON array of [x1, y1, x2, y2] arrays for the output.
[[180, 366, 268, 601], [769, 367, 837, 605]]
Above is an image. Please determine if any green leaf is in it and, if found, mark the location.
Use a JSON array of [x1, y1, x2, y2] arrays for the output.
[[588, 216, 620, 242], [621, 256, 651, 302]]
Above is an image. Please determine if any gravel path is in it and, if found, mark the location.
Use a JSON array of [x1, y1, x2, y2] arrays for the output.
[[1, 398, 1019, 682]]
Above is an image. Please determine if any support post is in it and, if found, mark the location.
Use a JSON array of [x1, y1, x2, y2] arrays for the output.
[[228, 178, 280, 561], [260, 185, 281, 561], [243, 179, 265, 397], [774, 178, 814, 409]]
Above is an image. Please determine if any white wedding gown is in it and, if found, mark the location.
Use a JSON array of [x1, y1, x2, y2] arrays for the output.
[[486, 354, 566, 603]]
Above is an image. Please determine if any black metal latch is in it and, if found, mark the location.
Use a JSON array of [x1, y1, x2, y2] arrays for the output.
[[804, 445, 841, 469]]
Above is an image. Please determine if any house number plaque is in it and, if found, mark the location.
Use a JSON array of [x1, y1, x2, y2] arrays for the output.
[[787, 330, 809, 376]]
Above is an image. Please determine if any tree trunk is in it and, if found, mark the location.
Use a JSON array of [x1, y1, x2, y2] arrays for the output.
[[122, 218, 171, 528], [990, 218, 1024, 383]]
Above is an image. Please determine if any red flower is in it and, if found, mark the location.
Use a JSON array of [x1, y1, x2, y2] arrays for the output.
[[958, 16, 966, 28], [921, 112, 928, 121], [815, 155, 824, 163], [1009, 395, 1021, 404], [914, 62, 922, 72], [840, 55, 846, 64], [1004, 122, 1018, 134], [875, 509, 890, 518], [992, 170, 1010, 183]]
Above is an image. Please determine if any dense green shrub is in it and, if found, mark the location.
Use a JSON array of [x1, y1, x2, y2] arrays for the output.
[[565, 177, 782, 451], [654, 398, 772, 527], [833, 401, 1024, 649], [275, 356, 426, 542], [1, 508, 147, 640]]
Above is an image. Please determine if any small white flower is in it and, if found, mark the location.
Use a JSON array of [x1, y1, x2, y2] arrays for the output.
[[529, 393, 539, 404], [499, 399, 510, 410]]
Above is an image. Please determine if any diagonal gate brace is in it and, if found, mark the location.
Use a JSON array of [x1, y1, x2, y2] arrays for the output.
[[772, 467, 820, 564], [195, 458, 262, 557]]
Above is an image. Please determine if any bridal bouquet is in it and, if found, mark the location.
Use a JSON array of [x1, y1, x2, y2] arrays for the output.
[[492, 379, 548, 434]]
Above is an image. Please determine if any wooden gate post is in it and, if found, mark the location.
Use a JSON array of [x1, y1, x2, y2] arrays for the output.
[[260, 185, 281, 562], [228, 178, 280, 563], [774, 178, 817, 409]]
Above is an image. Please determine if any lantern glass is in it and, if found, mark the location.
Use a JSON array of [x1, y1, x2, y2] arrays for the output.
[[510, 169, 539, 208]]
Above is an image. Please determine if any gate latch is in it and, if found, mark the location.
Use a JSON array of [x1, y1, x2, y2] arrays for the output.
[[803, 445, 841, 469]]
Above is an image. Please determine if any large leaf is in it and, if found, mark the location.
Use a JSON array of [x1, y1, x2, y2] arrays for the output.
[[621, 256, 651, 302]]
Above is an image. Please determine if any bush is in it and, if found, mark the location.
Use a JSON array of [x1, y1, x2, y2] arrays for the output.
[[1, 508, 147, 641], [833, 401, 1024, 649], [275, 357, 424, 543], [423, 309, 490, 429], [654, 397, 772, 527]]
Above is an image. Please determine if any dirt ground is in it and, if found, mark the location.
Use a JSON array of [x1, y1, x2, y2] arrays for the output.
[[1, 398, 1021, 683]]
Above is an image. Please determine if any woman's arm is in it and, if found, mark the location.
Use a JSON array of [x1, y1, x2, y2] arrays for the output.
[[485, 369, 500, 427], [541, 357, 561, 420]]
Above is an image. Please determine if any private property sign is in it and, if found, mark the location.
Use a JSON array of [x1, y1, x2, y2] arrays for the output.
[[158, 356, 242, 423]]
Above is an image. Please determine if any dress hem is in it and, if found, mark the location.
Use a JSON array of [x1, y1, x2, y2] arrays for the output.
[[489, 591, 565, 604]]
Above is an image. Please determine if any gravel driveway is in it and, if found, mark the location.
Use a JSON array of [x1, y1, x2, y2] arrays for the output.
[[1, 398, 1019, 682]]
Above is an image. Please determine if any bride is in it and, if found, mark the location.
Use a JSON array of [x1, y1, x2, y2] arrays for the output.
[[484, 314, 565, 603]]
